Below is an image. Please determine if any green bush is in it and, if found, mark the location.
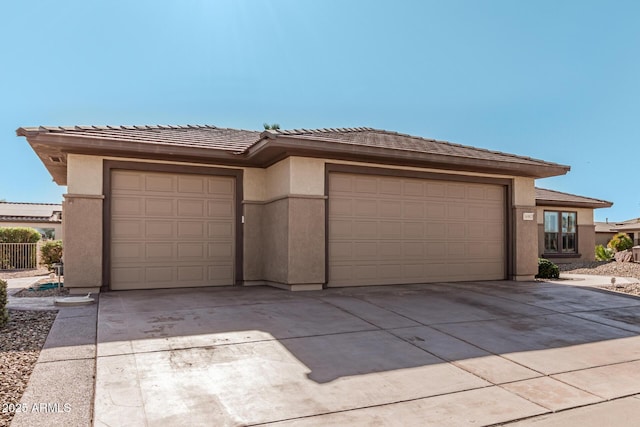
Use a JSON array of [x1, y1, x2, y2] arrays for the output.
[[607, 232, 634, 252], [536, 258, 560, 279], [595, 244, 615, 261], [0, 227, 41, 243], [0, 279, 8, 328], [40, 240, 63, 271]]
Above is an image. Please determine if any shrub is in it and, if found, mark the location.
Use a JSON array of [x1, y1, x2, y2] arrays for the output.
[[40, 240, 63, 271], [607, 233, 634, 252], [536, 258, 559, 279], [0, 227, 41, 243], [595, 244, 615, 261], [0, 279, 8, 328]]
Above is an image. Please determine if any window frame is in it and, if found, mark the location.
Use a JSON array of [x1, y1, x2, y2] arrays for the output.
[[543, 210, 578, 256]]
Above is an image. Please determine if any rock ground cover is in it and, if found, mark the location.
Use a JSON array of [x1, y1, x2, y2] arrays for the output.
[[0, 310, 57, 427], [559, 261, 640, 296]]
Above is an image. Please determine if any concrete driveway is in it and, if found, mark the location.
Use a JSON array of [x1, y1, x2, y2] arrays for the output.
[[94, 281, 640, 426]]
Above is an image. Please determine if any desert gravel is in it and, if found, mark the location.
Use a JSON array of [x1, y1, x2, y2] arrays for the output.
[[559, 260, 640, 280], [0, 310, 57, 427]]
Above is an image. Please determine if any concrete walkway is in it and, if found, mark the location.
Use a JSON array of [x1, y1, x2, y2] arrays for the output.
[[9, 274, 640, 426]]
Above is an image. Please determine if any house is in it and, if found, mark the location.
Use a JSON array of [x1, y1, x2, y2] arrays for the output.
[[534, 188, 612, 263], [18, 124, 575, 294], [595, 218, 640, 247], [0, 202, 63, 240]]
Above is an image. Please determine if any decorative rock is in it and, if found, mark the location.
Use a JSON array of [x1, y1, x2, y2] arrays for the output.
[[615, 250, 633, 263]]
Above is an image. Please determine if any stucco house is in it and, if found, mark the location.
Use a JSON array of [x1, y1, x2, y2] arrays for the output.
[[18, 124, 579, 294], [0, 202, 63, 240], [534, 188, 612, 263], [595, 218, 640, 247]]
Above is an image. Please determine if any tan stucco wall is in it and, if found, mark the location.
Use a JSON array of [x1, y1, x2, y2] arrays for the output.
[[62, 195, 103, 291], [0, 222, 63, 240], [64, 153, 544, 289]]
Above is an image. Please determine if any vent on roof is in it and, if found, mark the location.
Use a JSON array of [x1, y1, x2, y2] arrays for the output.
[[49, 156, 63, 163]]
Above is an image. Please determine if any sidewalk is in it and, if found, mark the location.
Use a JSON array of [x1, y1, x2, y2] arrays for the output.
[[6, 276, 58, 311]]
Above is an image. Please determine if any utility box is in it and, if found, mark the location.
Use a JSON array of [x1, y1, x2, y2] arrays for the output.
[[633, 246, 640, 263]]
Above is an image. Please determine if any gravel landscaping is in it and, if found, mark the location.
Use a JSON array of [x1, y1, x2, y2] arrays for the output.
[[559, 261, 640, 296], [0, 310, 57, 427]]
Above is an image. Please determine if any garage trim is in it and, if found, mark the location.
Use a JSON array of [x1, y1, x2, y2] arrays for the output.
[[102, 160, 244, 291], [324, 163, 513, 286]]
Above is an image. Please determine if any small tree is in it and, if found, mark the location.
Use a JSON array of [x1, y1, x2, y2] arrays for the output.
[[607, 232, 633, 252], [263, 123, 280, 130], [40, 240, 63, 271]]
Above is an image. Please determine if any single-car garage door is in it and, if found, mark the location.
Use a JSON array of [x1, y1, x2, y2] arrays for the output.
[[328, 172, 506, 286], [110, 170, 235, 290]]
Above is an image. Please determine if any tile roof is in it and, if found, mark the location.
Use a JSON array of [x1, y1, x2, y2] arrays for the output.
[[535, 187, 612, 208], [271, 128, 562, 167], [31, 125, 260, 152], [0, 202, 62, 223], [595, 218, 640, 233], [17, 124, 571, 181]]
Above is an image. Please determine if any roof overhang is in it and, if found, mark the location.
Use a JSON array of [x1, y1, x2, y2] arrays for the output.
[[18, 127, 571, 186]]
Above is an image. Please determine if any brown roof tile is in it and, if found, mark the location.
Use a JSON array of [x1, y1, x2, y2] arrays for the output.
[[17, 124, 571, 182], [535, 187, 613, 209]]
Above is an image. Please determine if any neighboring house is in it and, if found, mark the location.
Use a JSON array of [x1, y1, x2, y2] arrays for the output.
[[18, 124, 574, 294], [0, 202, 63, 240], [595, 218, 640, 247], [535, 188, 612, 263]]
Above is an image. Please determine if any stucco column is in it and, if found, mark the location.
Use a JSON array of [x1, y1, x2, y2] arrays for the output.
[[62, 194, 104, 293], [512, 206, 538, 281], [287, 196, 326, 288]]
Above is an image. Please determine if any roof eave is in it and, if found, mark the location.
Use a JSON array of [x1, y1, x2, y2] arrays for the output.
[[535, 200, 613, 209]]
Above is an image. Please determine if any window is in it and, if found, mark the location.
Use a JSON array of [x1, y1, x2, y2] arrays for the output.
[[544, 211, 576, 254]]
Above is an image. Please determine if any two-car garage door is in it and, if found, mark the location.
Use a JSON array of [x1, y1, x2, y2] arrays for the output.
[[328, 172, 506, 287], [110, 170, 235, 290]]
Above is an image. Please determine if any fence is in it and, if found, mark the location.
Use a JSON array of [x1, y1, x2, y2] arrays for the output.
[[0, 243, 40, 270]]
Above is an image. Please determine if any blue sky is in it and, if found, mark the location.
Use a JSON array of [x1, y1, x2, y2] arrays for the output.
[[1, 0, 638, 221]]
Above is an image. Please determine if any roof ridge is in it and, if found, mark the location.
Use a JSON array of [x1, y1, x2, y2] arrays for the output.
[[0, 202, 62, 206], [33, 124, 260, 133]]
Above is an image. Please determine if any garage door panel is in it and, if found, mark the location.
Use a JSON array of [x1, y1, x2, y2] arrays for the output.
[[146, 221, 174, 238], [403, 202, 425, 219], [111, 170, 235, 290], [146, 267, 175, 283], [177, 242, 205, 259], [146, 243, 174, 260], [112, 197, 143, 216], [354, 221, 378, 238], [328, 173, 505, 287], [208, 200, 234, 217], [112, 172, 144, 191], [208, 242, 233, 258], [329, 198, 352, 216], [379, 222, 402, 238], [146, 175, 174, 192], [112, 242, 143, 260], [208, 177, 235, 195], [355, 177, 378, 193], [112, 220, 143, 239], [178, 176, 206, 194], [379, 178, 402, 194], [145, 198, 174, 216], [208, 222, 234, 239], [178, 199, 205, 217], [177, 221, 204, 237]]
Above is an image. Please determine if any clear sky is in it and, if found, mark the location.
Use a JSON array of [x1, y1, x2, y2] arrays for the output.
[[1, 0, 638, 221]]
